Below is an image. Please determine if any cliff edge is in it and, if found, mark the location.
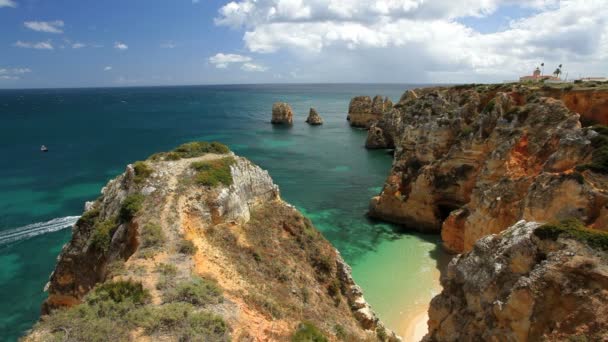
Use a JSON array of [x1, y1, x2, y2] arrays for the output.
[[364, 83, 608, 253], [425, 219, 608, 341], [26, 142, 395, 341]]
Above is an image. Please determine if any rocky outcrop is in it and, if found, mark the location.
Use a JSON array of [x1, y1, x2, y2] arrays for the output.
[[271, 102, 294, 124], [425, 220, 608, 341], [347, 95, 393, 128], [366, 84, 608, 253], [29, 144, 395, 341], [306, 107, 323, 125]]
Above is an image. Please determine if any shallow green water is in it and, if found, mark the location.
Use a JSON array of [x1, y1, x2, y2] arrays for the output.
[[0, 84, 448, 340]]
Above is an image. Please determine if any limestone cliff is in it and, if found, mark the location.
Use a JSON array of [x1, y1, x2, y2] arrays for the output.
[[272, 102, 294, 124], [27, 142, 395, 341], [425, 220, 608, 342], [348, 95, 393, 128], [364, 84, 608, 253]]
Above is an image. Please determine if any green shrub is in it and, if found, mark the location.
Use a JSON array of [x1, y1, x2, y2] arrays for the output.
[[133, 161, 153, 184], [140, 222, 165, 248], [483, 99, 496, 113], [90, 217, 118, 252], [173, 141, 231, 159], [119, 194, 145, 222], [576, 125, 608, 174], [165, 151, 182, 161], [164, 276, 223, 306], [292, 322, 328, 342], [155, 263, 178, 277], [88, 280, 150, 305], [534, 218, 608, 251], [131, 302, 228, 340], [77, 207, 100, 227], [245, 293, 283, 319], [37, 300, 135, 342], [178, 239, 198, 255], [191, 157, 235, 187], [334, 324, 347, 340]]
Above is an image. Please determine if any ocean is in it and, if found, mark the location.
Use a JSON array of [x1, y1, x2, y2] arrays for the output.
[[0, 84, 449, 340]]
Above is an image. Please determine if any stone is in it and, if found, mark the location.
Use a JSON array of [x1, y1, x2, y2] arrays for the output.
[[271, 102, 294, 124], [425, 220, 608, 341], [305, 107, 323, 125]]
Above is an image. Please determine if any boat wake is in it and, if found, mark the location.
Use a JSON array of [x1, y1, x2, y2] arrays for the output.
[[0, 216, 80, 246]]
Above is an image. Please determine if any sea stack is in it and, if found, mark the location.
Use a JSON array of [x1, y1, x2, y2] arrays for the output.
[[305, 107, 323, 125], [347, 95, 392, 128], [271, 102, 294, 124]]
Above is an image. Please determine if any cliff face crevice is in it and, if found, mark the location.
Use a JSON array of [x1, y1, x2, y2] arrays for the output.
[[30, 146, 396, 341], [424, 220, 608, 342], [363, 84, 608, 253]]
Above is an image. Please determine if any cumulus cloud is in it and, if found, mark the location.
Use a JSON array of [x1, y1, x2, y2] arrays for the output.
[[0, 67, 31, 81], [0, 0, 17, 8], [241, 62, 269, 72], [114, 42, 128, 50], [24, 20, 64, 33], [14, 40, 53, 50], [209, 53, 252, 68], [214, 0, 608, 82]]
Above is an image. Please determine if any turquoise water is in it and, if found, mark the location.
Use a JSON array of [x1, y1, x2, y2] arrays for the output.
[[0, 84, 447, 340]]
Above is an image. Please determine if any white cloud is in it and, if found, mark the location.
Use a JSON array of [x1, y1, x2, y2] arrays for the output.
[[193, 0, 200, 3], [0, 67, 31, 81], [209, 53, 252, 68], [104, 66, 112, 71], [14, 40, 54, 50], [160, 42, 176, 48], [241, 62, 269, 72], [72, 42, 86, 49], [0, 0, 17, 8], [114, 42, 128, 50], [24, 20, 64, 34], [214, 0, 608, 82]]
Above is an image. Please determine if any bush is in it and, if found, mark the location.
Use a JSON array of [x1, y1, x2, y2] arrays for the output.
[[576, 125, 608, 174], [178, 239, 198, 255], [245, 293, 283, 319], [77, 207, 100, 227], [133, 161, 153, 184], [131, 302, 228, 340], [191, 157, 235, 187], [140, 222, 165, 248], [534, 218, 608, 251], [90, 217, 118, 252], [88, 280, 150, 305], [292, 322, 328, 342], [119, 194, 145, 222], [37, 300, 135, 342], [164, 276, 223, 306], [173, 141, 231, 159]]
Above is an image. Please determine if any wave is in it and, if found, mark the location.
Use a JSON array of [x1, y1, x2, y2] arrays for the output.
[[0, 216, 80, 246]]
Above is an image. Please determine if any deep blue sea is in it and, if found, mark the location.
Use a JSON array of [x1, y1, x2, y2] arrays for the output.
[[0, 84, 448, 340]]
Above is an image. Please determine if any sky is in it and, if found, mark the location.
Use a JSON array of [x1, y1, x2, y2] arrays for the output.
[[0, 0, 606, 88]]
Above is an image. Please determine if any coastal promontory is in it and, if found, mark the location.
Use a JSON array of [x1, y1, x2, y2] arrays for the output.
[[362, 83, 608, 253], [26, 142, 395, 341]]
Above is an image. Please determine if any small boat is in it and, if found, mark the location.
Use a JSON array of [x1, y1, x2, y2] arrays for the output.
[[40, 145, 48, 152]]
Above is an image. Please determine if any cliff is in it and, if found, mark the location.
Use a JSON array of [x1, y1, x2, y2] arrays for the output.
[[425, 219, 608, 341], [26, 142, 396, 341], [348, 95, 393, 128], [364, 83, 608, 253]]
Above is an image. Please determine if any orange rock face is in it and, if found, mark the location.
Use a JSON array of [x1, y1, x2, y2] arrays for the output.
[[366, 84, 608, 253]]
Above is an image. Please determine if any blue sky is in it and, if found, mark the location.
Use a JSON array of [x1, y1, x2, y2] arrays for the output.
[[1, 0, 606, 88]]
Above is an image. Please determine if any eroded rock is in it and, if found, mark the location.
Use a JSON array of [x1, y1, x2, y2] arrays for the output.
[[306, 107, 324, 125], [271, 102, 294, 124]]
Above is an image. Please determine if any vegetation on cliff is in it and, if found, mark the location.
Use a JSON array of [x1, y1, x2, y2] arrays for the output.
[[534, 218, 608, 251], [191, 157, 235, 187], [576, 125, 608, 174]]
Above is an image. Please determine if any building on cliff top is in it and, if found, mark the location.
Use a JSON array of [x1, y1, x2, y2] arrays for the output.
[[520, 66, 561, 82]]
